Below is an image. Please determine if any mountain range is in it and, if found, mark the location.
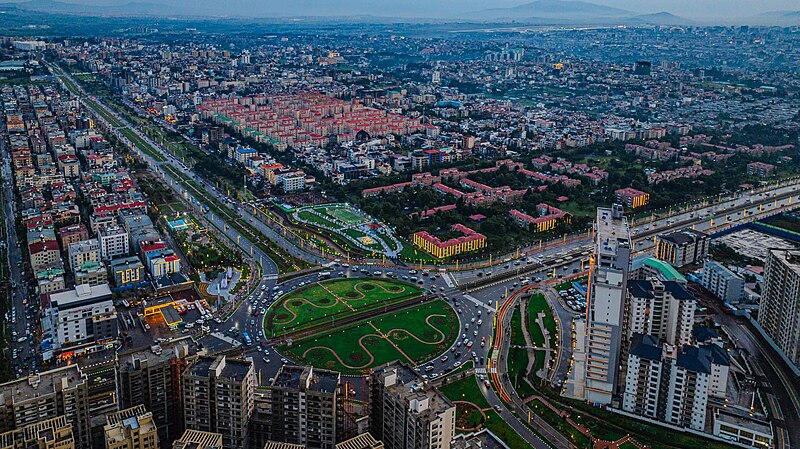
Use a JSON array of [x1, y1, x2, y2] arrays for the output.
[[0, 0, 797, 25]]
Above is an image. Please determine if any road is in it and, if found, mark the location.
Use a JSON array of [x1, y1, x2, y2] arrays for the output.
[[691, 285, 800, 449], [48, 62, 800, 449], [1, 141, 38, 377]]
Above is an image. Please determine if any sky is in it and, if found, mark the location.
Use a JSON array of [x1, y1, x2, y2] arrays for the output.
[[15, 0, 800, 20]]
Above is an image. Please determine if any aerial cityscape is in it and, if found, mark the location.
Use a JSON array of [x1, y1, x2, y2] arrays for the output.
[[0, 1, 799, 449]]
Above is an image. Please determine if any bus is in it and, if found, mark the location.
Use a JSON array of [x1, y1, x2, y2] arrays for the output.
[[318, 271, 333, 280], [242, 332, 252, 346]]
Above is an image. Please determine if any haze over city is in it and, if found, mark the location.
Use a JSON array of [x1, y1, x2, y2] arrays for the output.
[[0, 2, 798, 449], [2, 0, 800, 22]]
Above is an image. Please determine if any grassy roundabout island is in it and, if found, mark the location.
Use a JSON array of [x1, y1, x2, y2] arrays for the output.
[[266, 278, 458, 373]]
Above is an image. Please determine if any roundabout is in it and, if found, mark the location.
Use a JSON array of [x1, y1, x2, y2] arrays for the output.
[[265, 277, 459, 374]]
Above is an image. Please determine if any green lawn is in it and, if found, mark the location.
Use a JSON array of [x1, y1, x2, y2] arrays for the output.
[[280, 299, 457, 373], [528, 293, 557, 362], [266, 278, 424, 336], [527, 294, 546, 347], [439, 376, 534, 449], [297, 210, 342, 229], [326, 206, 367, 225], [528, 399, 592, 449]]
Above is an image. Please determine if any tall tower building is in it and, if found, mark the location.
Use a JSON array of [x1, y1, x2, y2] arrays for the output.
[[0, 415, 76, 449], [0, 365, 91, 448], [758, 249, 800, 366], [369, 362, 455, 449], [103, 405, 160, 449], [117, 338, 197, 445], [172, 430, 223, 449], [269, 366, 343, 449], [565, 205, 631, 405], [182, 355, 255, 449]]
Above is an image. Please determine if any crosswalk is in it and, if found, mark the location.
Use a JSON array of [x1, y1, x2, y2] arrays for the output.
[[463, 294, 494, 311], [264, 274, 279, 281], [475, 367, 487, 374], [442, 272, 455, 288]]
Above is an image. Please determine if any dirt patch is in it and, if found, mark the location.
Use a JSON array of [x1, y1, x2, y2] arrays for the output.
[[318, 298, 332, 304], [345, 292, 360, 298], [291, 300, 303, 307], [361, 283, 376, 291], [348, 352, 366, 364], [275, 313, 291, 321], [455, 402, 485, 431]]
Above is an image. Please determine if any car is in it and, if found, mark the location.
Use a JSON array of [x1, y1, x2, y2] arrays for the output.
[[473, 330, 478, 337], [485, 380, 491, 387], [253, 311, 259, 317], [250, 319, 255, 325], [440, 355, 448, 362], [471, 317, 475, 323], [494, 405, 502, 412], [431, 373, 439, 378], [280, 358, 288, 363], [425, 365, 435, 371], [453, 361, 461, 368]]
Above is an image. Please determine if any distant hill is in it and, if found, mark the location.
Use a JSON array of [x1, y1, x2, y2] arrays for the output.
[[466, 0, 632, 21], [752, 10, 800, 25], [0, 0, 186, 16], [628, 12, 694, 26]]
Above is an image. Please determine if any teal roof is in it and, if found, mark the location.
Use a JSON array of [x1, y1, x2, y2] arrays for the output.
[[633, 256, 686, 282]]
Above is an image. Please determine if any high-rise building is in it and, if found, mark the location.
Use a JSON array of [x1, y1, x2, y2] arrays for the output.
[[0, 415, 76, 449], [623, 280, 695, 349], [47, 283, 118, 353], [758, 249, 800, 366], [654, 229, 709, 268], [117, 338, 197, 446], [0, 365, 91, 448], [622, 334, 728, 431], [269, 366, 343, 449], [702, 260, 745, 304], [103, 405, 160, 449], [369, 362, 455, 449], [172, 430, 223, 449], [248, 388, 272, 449], [182, 355, 255, 449], [566, 205, 631, 404]]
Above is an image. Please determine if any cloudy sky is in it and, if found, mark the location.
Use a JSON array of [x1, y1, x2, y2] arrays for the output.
[[15, 0, 800, 19]]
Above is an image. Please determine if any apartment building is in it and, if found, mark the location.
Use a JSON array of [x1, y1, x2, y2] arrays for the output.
[[566, 205, 631, 405], [0, 365, 91, 448], [269, 366, 343, 449], [702, 260, 745, 304], [758, 249, 800, 366], [622, 334, 728, 431], [67, 238, 100, 272], [0, 416, 75, 449], [182, 356, 255, 449], [624, 280, 695, 349], [98, 226, 130, 260], [172, 430, 223, 449], [654, 229, 709, 268], [117, 338, 197, 446], [369, 363, 455, 449], [74, 261, 109, 287], [614, 188, 650, 209], [48, 283, 117, 351], [103, 405, 160, 449]]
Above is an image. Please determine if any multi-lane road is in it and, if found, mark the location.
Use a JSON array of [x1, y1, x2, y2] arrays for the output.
[[45, 62, 800, 449]]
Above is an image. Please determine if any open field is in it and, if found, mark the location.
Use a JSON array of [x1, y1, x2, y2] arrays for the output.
[[266, 278, 424, 336], [278, 299, 458, 373]]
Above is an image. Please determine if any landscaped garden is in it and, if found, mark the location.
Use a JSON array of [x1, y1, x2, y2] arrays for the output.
[[265, 278, 424, 336], [278, 299, 458, 373]]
